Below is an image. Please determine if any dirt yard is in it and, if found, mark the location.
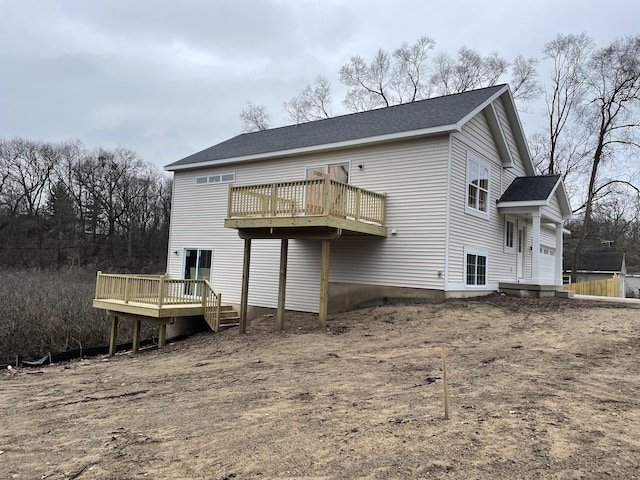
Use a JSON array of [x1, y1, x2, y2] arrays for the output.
[[1, 295, 639, 479]]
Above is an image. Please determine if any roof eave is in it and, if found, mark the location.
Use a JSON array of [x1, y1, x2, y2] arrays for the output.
[[498, 88, 536, 176], [165, 123, 460, 172], [497, 200, 547, 208]]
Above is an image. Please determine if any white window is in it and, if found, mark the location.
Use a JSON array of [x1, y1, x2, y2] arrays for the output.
[[465, 247, 488, 286], [195, 173, 235, 185], [466, 154, 490, 218], [504, 218, 515, 253]]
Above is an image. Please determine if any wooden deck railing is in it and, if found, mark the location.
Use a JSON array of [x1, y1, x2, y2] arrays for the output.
[[227, 176, 387, 225], [95, 272, 223, 330]]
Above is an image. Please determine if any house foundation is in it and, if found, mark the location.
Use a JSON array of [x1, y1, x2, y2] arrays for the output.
[[498, 282, 565, 298]]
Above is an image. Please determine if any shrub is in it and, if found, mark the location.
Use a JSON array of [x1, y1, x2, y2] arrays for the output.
[[0, 268, 153, 364]]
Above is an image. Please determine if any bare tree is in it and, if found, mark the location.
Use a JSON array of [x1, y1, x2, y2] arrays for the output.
[[430, 47, 509, 96], [510, 55, 541, 102], [283, 75, 332, 124], [240, 102, 271, 132], [392, 37, 436, 102], [541, 33, 594, 175], [0, 139, 59, 218], [340, 36, 435, 111], [569, 35, 640, 281]]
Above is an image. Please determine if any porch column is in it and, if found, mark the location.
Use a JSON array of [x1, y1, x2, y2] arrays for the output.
[[319, 239, 330, 328], [277, 238, 288, 331], [555, 223, 563, 286], [239, 238, 251, 334], [531, 213, 541, 282]]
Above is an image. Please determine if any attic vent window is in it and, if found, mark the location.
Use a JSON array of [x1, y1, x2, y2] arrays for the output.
[[195, 173, 236, 185]]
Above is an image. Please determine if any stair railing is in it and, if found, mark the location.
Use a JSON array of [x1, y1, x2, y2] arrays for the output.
[[202, 279, 222, 332]]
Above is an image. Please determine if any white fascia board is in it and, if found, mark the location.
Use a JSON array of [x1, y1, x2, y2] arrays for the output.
[[165, 124, 459, 172], [498, 89, 535, 176], [549, 179, 573, 218], [497, 200, 547, 209], [484, 102, 514, 168], [454, 85, 509, 130]]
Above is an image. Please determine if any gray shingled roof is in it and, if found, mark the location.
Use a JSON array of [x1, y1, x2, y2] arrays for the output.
[[563, 249, 625, 272], [498, 175, 561, 203], [166, 84, 507, 169]]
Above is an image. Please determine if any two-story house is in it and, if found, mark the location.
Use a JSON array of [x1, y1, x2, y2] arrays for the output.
[[160, 84, 571, 329]]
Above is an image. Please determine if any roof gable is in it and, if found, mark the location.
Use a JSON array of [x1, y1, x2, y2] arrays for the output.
[[166, 85, 509, 170]]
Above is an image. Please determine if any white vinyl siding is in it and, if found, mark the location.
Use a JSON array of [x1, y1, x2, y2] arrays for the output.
[[330, 136, 449, 289], [167, 136, 449, 312], [167, 94, 545, 306], [446, 99, 537, 290], [447, 137, 505, 289], [492, 98, 526, 174]]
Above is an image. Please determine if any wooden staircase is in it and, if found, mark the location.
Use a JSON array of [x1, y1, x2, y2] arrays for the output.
[[217, 305, 240, 329]]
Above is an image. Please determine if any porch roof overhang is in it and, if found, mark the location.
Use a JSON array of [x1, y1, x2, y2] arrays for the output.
[[496, 202, 565, 225], [497, 175, 572, 224]]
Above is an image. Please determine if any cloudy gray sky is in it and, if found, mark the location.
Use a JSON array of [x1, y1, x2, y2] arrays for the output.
[[1, 0, 638, 170]]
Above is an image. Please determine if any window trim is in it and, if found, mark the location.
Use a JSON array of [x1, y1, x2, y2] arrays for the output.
[[464, 246, 488, 287], [465, 153, 490, 219], [504, 217, 516, 253], [195, 172, 235, 185]]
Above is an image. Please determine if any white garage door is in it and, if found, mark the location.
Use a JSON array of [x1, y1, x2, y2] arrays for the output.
[[539, 246, 556, 284]]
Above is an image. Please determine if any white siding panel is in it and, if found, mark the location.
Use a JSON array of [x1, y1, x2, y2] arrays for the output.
[[461, 111, 500, 160], [168, 135, 450, 312], [331, 137, 449, 289], [493, 98, 528, 177], [447, 132, 519, 288]]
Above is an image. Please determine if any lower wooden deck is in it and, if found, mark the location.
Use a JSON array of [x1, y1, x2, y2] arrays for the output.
[[93, 299, 205, 318]]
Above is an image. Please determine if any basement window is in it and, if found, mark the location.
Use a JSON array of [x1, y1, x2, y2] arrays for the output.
[[465, 247, 488, 286]]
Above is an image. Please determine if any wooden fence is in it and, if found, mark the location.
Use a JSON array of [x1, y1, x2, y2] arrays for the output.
[[564, 274, 622, 297]]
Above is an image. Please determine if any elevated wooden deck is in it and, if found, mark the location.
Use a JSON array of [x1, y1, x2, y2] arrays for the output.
[[224, 176, 387, 238], [94, 273, 237, 354]]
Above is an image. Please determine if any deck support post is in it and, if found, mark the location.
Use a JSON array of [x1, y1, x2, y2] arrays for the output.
[[277, 238, 289, 331], [240, 238, 251, 334], [158, 323, 167, 348], [132, 319, 141, 353], [109, 316, 119, 356], [319, 239, 330, 328]]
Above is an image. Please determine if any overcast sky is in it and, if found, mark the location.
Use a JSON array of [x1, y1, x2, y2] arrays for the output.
[[1, 0, 638, 170]]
